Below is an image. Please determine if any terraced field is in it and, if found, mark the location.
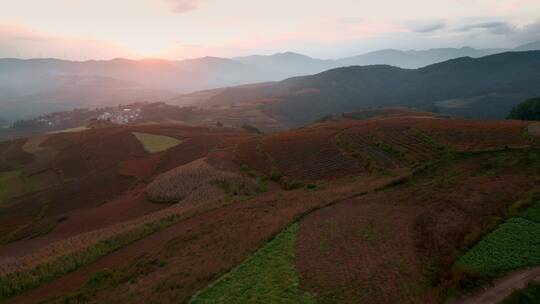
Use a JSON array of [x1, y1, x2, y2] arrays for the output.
[[1, 112, 540, 304], [260, 130, 363, 181]]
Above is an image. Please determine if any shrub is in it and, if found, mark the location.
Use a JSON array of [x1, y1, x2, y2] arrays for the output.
[[507, 98, 540, 121]]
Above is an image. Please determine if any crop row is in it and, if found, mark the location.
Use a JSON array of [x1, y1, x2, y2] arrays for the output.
[[261, 131, 362, 180], [455, 217, 540, 278], [146, 159, 240, 202], [0, 172, 232, 299]]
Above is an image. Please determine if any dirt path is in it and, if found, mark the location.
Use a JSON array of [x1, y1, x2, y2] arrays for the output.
[[450, 266, 540, 304]]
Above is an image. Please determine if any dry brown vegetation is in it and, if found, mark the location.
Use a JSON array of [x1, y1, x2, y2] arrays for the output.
[[145, 159, 240, 202]]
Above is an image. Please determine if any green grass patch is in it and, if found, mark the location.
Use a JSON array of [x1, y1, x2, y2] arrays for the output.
[[501, 282, 540, 304], [190, 223, 316, 304], [519, 199, 540, 223], [132, 132, 182, 154], [455, 217, 540, 278]]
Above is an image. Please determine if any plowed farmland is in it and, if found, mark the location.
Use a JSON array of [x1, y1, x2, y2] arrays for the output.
[[1, 110, 540, 304]]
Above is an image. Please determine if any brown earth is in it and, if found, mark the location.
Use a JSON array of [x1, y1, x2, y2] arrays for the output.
[[1, 113, 538, 304], [296, 151, 537, 304], [7, 173, 402, 304]]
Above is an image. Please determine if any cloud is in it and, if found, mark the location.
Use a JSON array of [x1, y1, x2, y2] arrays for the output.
[[456, 21, 516, 35], [409, 21, 446, 33], [166, 0, 200, 14]]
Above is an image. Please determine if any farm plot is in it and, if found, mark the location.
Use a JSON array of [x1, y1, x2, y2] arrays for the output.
[[455, 218, 540, 278], [296, 149, 537, 304], [0, 139, 34, 169], [371, 128, 443, 165], [119, 154, 162, 178], [297, 200, 429, 304], [415, 119, 530, 151], [0, 170, 60, 205], [190, 223, 315, 304], [21, 135, 59, 176], [155, 135, 225, 174], [0, 183, 236, 301], [132, 132, 182, 154], [261, 130, 363, 180], [455, 198, 540, 280], [234, 137, 271, 174], [337, 131, 405, 171], [39, 173, 400, 304], [0, 193, 44, 240], [146, 158, 239, 202], [0, 170, 26, 204], [49, 127, 146, 179]]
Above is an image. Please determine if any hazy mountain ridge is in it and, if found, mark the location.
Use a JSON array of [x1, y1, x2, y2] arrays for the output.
[[184, 51, 540, 125], [1, 41, 539, 122]]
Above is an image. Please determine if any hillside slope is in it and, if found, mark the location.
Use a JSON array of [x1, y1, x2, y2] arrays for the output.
[[186, 51, 540, 125], [1, 111, 540, 304]]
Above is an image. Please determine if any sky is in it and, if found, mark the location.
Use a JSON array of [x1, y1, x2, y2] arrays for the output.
[[1, 0, 540, 60]]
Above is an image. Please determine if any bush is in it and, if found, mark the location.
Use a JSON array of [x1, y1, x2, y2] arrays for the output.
[[507, 98, 540, 121]]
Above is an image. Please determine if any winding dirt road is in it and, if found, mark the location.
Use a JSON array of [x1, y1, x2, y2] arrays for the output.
[[450, 266, 540, 304]]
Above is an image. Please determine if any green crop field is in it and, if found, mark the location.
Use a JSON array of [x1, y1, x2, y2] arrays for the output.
[[132, 132, 182, 154], [190, 223, 316, 304], [519, 199, 540, 223], [456, 217, 540, 277]]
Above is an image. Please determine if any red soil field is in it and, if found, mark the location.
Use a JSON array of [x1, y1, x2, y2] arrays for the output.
[[0, 123, 251, 264], [0, 194, 43, 238], [119, 154, 162, 177], [414, 119, 531, 151], [0, 186, 165, 259], [6, 174, 401, 304], [0, 139, 34, 168], [1, 113, 538, 303], [234, 136, 271, 173], [297, 200, 429, 304], [296, 152, 536, 304], [261, 129, 363, 180]]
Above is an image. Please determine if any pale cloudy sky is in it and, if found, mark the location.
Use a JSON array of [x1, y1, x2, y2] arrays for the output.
[[1, 0, 540, 60]]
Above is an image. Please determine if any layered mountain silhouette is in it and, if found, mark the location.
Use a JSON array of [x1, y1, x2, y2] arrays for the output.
[[181, 51, 540, 124], [1, 41, 539, 121]]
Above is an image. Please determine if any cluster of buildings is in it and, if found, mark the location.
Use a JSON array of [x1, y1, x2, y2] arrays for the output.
[[97, 106, 143, 124]]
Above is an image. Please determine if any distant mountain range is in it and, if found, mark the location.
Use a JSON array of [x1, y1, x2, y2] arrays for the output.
[[1, 41, 539, 122], [178, 51, 540, 124]]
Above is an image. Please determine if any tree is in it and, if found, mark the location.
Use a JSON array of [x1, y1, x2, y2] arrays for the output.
[[508, 98, 540, 121]]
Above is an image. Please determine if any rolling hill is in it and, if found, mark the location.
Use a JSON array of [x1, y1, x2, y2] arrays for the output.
[[3, 41, 539, 123], [1, 109, 540, 303], [181, 51, 540, 125]]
